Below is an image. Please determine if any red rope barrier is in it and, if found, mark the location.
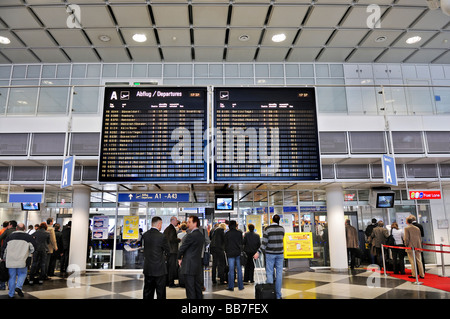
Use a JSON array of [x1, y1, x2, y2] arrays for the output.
[[382, 244, 450, 254], [423, 243, 450, 248]]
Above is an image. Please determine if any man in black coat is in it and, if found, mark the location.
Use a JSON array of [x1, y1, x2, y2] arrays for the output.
[[177, 215, 205, 299], [243, 224, 260, 283], [224, 220, 244, 291], [210, 223, 226, 284], [142, 216, 170, 299], [163, 216, 180, 287]]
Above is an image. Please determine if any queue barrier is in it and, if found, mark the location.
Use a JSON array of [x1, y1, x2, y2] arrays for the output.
[[381, 243, 450, 285]]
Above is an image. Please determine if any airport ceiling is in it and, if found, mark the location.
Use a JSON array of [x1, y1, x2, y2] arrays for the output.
[[0, 0, 449, 64]]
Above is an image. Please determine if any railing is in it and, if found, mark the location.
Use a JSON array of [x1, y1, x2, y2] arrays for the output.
[[0, 83, 449, 116], [382, 243, 450, 285]]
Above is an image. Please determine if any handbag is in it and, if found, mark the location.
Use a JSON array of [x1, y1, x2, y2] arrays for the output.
[[0, 260, 9, 282], [240, 251, 248, 265]]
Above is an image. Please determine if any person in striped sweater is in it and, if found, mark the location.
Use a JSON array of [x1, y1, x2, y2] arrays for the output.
[[254, 214, 285, 299]]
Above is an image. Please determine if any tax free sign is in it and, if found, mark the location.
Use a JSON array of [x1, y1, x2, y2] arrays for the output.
[[382, 155, 397, 186]]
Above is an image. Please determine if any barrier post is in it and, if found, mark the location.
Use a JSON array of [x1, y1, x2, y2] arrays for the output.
[[440, 244, 447, 278], [411, 247, 423, 285], [381, 245, 387, 277]]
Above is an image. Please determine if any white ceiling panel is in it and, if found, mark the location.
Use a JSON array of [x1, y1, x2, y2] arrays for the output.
[[294, 29, 333, 47], [346, 48, 385, 63], [376, 48, 416, 63], [433, 51, 450, 64], [340, 6, 388, 29], [228, 28, 262, 46], [287, 47, 322, 62], [96, 47, 130, 62], [194, 29, 226, 46], [33, 48, 69, 63], [423, 33, 450, 49], [229, 5, 269, 27], [48, 29, 90, 47], [304, 6, 349, 28], [128, 47, 162, 63], [32, 7, 73, 28], [404, 49, 448, 63], [266, 5, 308, 28], [327, 30, 368, 47], [192, 5, 229, 27], [63, 48, 100, 63], [84, 28, 123, 47], [13, 30, 55, 47], [359, 30, 404, 48], [75, 5, 115, 28], [1, 49, 40, 63], [0, 7, 41, 28], [194, 47, 224, 62], [226, 47, 257, 62], [0, 31, 25, 48], [379, 7, 426, 29], [317, 47, 353, 62], [257, 47, 290, 62], [412, 9, 450, 30], [152, 5, 190, 27], [161, 47, 192, 62], [111, 5, 152, 28], [158, 29, 191, 46]]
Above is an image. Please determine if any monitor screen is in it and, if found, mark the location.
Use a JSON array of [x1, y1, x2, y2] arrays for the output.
[[21, 202, 40, 211], [215, 196, 233, 210], [376, 193, 395, 208]]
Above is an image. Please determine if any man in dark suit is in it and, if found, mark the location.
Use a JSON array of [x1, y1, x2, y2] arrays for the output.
[[177, 215, 205, 299], [163, 216, 180, 287], [142, 216, 170, 299]]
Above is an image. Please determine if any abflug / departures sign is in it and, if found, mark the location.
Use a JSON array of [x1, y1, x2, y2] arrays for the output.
[[213, 87, 321, 182], [99, 87, 207, 182]]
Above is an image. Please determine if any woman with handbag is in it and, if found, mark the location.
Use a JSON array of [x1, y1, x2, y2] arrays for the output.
[[390, 222, 406, 275]]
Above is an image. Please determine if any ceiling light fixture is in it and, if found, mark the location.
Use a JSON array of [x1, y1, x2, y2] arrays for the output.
[[239, 35, 250, 42], [272, 33, 286, 43], [0, 36, 11, 45], [375, 36, 387, 43], [406, 36, 422, 44], [132, 33, 147, 43], [99, 35, 111, 42]]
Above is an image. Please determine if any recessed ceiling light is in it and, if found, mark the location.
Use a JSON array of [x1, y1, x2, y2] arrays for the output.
[[239, 34, 250, 42], [375, 36, 387, 43], [132, 33, 147, 43], [98, 35, 111, 42], [406, 36, 422, 44], [272, 33, 286, 43], [0, 36, 11, 45]]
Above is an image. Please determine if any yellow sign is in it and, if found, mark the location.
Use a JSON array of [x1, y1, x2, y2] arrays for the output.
[[283, 232, 313, 259], [123, 215, 139, 240]]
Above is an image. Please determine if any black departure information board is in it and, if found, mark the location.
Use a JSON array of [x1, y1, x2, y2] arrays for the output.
[[99, 87, 207, 182], [213, 87, 321, 182]]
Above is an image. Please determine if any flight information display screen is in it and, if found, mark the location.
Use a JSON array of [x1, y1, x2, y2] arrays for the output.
[[213, 87, 321, 182], [99, 87, 207, 182]]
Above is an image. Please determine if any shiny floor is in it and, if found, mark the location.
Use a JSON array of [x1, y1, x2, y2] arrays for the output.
[[2, 265, 450, 300]]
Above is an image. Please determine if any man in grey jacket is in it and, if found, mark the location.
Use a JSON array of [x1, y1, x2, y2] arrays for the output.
[[1, 223, 35, 298]]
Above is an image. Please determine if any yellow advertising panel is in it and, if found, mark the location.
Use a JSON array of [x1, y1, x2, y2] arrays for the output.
[[123, 215, 139, 240], [283, 232, 313, 259], [245, 214, 263, 237]]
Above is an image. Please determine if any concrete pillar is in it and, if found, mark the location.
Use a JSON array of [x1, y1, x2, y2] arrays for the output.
[[68, 185, 90, 274], [326, 185, 348, 272]]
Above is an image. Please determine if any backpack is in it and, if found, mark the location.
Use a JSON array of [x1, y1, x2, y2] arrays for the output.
[[386, 229, 395, 246]]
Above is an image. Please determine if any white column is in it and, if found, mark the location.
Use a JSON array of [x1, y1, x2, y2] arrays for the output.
[[326, 185, 348, 272], [68, 185, 90, 274]]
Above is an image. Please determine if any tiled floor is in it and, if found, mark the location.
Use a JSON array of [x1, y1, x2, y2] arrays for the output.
[[2, 265, 450, 300]]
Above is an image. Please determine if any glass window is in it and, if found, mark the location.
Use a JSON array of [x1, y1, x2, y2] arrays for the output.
[[71, 79, 100, 113], [7, 80, 39, 115], [37, 79, 70, 114]]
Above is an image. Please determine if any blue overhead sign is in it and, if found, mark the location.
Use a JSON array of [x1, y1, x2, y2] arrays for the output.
[[9, 193, 43, 203], [61, 156, 75, 188], [382, 155, 397, 186], [118, 193, 190, 202]]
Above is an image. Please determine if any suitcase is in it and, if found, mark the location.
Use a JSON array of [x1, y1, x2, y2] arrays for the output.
[[253, 257, 276, 299]]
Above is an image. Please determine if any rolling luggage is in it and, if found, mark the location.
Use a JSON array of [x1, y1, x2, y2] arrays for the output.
[[253, 257, 276, 299]]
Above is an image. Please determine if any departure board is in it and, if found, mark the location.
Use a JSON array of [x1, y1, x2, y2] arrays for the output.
[[213, 87, 321, 182], [99, 87, 207, 182]]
